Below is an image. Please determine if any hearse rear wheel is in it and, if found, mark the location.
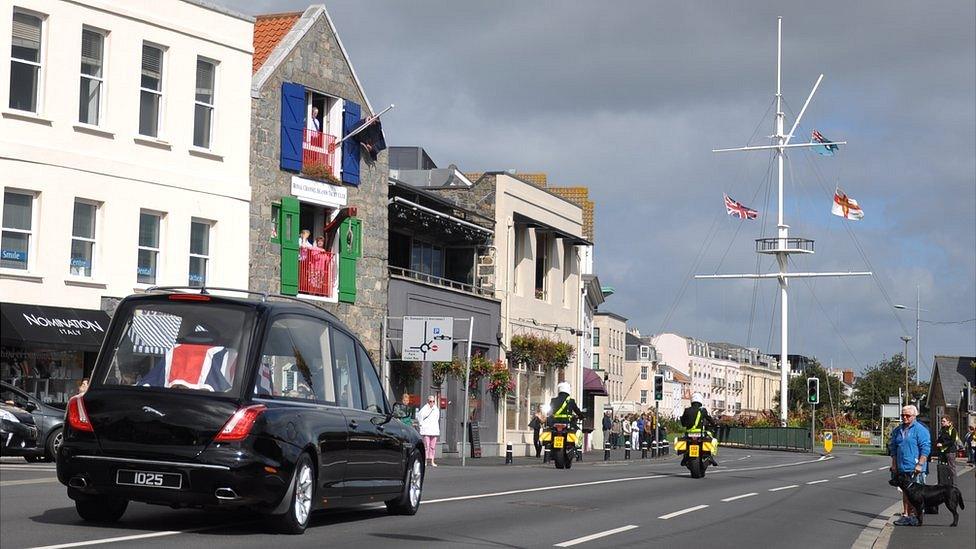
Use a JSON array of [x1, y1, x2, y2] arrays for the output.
[[272, 453, 314, 534], [75, 495, 128, 523]]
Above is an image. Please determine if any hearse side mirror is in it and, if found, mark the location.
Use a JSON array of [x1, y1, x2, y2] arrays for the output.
[[24, 402, 37, 412], [391, 402, 408, 419]]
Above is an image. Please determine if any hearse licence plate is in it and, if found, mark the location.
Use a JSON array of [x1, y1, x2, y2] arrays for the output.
[[116, 469, 182, 490]]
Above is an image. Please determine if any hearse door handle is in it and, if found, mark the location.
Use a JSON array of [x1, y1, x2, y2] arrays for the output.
[[348, 420, 358, 429], [376, 424, 385, 432]]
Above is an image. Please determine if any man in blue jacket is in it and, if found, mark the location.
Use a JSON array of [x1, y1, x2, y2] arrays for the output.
[[889, 404, 931, 526]]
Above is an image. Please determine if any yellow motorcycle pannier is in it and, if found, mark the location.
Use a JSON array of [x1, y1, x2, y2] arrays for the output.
[[540, 431, 552, 443], [674, 439, 687, 452], [702, 440, 715, 453], [567, 432, 579, 444]]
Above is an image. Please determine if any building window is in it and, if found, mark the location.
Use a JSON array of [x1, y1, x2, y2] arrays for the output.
[[534, 231, 549, 300], [640, 390, 647, 404], [70, 200, 97, 277], [1, 190, 34, 270], [9, 10, 43, 112], [193, 57, 216, 148], [593, 327, 600, 346], [139, 43, 164, 137], [640, 345, 651, 360], [410, 240, 443, 277], [188, 220, 210, 287], [592, 354, 600, 369], [79, 28, 104, 125], [137, 212, 161, 284], [641, 365, 648, 380]]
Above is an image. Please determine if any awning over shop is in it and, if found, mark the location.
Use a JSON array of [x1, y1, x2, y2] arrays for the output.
[[0, 302, 110, 352], [582, 367, 608, 396]]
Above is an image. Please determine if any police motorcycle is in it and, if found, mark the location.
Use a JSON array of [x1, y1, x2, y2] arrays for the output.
[[539, 382, 585, 470], [675, 392, 719, 478]]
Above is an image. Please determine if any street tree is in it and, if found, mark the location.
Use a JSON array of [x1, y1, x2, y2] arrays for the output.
[[772, 359, 847, 418], [849, 353, 927, 427]]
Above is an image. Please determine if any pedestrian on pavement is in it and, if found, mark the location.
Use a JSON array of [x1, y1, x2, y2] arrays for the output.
[[635, 414, 646, 449], [622, 415, 633, 448], [889, 404, 930, 526], [418, 395, 440, 468], [529, 405, 545, 458], [602, 410, 612, 449], [630, 414, 641, 451], [965, 425, 975, 465], [611, 415, 622, 449], [934, 415, 960, 480]]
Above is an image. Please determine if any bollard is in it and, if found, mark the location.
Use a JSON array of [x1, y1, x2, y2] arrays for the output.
[[505, 442, 513, 465], [651, 440, 657, 458], [604, 441, 611, 461], [624, 438, 631, 460], [641, 441, 648, 459]]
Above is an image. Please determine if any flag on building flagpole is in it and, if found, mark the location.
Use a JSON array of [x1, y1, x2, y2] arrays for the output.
[[724, 193, 759, 219], [831, 187, 864, 220], [812, 129, 839, 156]]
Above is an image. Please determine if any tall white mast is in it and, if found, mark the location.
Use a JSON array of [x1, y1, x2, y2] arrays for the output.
[[698, 17, 870, 426]]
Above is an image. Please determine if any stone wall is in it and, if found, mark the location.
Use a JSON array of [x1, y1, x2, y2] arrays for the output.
[[249, 14, 389, 359], [429, 173, 497, 222]]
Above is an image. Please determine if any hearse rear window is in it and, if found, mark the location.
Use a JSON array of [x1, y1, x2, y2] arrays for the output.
[[99, 301, 254, 393]]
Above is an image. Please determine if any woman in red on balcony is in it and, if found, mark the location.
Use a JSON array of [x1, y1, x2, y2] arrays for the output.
[[314, 236, 326, 250]]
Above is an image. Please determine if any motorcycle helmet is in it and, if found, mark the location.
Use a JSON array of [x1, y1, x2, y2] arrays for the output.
[[691, 392, 704, 405], [556, 381, 572, 395]]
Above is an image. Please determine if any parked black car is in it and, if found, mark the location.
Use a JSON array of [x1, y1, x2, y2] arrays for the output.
[[1, 401, 39, 458], [57, 289, 424, 534], [1, 381, 65, 462]]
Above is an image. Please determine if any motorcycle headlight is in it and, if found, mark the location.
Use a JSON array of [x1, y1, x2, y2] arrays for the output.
[[0, 409, 19, 423]]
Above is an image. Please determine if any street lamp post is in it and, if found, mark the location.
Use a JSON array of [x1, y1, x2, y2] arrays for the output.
[[894, 287, 925, 385], [900, 335, 912, 404]]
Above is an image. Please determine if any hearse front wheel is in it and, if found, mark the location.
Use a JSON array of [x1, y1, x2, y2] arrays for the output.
[[75, 495, 128, 523], [385, 453, 423, 515]]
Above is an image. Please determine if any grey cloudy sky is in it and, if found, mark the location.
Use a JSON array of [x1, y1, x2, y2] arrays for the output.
[[219, 0, 975, 376]]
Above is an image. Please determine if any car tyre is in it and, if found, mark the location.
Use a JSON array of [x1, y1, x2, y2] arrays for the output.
[[75, 495, 128, 523], [385, 453, 423, 515], [271, 453, 314, 535], [46, 427, 63, 463]]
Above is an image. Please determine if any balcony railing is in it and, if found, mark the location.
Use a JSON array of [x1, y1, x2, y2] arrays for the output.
[[755, 237, 815, 254], [299, 247, 335, 297], [389, 265, 494, 298], [303, 130, 337, 173]]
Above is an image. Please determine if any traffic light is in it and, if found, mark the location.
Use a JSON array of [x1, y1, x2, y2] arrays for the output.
[[653, 374, 664, 401], [807, 377, 820, 405]]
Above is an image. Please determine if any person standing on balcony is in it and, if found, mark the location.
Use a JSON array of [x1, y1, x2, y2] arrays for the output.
[[298, 229, 312, 248], [314, 236, 326, 250], [307, 106, 321, 132]]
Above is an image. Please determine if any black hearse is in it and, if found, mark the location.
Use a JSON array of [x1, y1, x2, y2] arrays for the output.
[[57, 288, 424, 534]]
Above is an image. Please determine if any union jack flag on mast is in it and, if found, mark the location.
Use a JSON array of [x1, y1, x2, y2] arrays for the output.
[[812, 129, 840, 156], [724, 193, 759, 219]]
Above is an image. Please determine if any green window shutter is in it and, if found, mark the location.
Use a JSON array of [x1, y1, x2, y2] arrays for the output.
[[279, 197, 300, 296], [338, 217, 362, 303]]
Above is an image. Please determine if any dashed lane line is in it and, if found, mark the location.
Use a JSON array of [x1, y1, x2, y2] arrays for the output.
[[553, 525, 639, 547], [806, 479, 829, 485], [721, 492, 758, 502], [878, 466, 889, 471], [860, 470, 874, 474], [769, 484, 799, 492], [659, 505, 709, 520], [838, 473, 857, 479]]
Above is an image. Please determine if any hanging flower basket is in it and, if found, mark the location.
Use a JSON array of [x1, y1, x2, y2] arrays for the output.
[[432, 357, 465, 387], [509, 334, 574, 371], [486, 359, 515, 400], [392, 361, 422, 386], [466, 354, 494, 389]]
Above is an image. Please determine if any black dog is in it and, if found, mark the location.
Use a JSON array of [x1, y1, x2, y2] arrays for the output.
[[888, 474, 965, 526]]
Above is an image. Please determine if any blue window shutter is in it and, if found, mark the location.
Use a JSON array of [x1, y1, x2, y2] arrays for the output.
[[280, 82, 305, 172], [341, 100, 361, 185]]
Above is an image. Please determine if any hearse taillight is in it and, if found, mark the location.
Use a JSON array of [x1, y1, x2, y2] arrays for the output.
[[67, 394, 94, 432], [213, 404, 266, 442]]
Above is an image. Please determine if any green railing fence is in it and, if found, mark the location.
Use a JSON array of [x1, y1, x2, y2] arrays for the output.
[[716, 426, 812, 451]]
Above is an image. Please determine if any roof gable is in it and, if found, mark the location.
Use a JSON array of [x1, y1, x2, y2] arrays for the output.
[[252, 12, 301, 74], [930, 355, 975, 407]]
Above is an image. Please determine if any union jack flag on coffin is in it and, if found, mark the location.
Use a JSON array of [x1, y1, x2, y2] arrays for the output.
[[724, 193, 759, 220], [138, 344, 236, 392]]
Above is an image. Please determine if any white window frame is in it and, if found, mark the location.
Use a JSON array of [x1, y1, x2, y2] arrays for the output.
[[640, 365, 648, 380], [69, 198, 100, 278], [192, 56, 218, 150], [640, 345, 651, 361], [640, 390, 647, 404], [9, 8, 46, 114], [188, 219, 212, 287], [1, 188, 38, 272], [78, 26, 107, 126], [137, 210, 163, 285], [138, 42, 166, 138]]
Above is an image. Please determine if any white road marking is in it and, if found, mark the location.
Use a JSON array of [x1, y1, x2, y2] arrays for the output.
[[838, 473, 857, 479], [0, 478, 60, 486], [735, 455, 752, 461], [29, 530, 200, 549], [0, 465, 57, 471], [860, 470, 873, 474], [878, 466, 890, 471], [769, 484, 799, 492], [659, 504, 709, 519], [721, 492, 758, 502], [806, 479, 829, 485], [554, 525, 639, 547], [424, 475, 667, 504]]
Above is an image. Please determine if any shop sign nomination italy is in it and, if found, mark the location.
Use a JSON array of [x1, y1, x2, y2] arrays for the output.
[[402, 317, 454, 362]]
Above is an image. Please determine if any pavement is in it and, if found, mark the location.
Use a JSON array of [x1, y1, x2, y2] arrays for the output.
[[881, 463, 975, 549], [2, 447, 915, 548], [432, 445, 674, 467]]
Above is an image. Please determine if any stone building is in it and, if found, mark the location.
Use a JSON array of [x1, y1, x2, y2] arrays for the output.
[[248, 5, 388, 357]]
